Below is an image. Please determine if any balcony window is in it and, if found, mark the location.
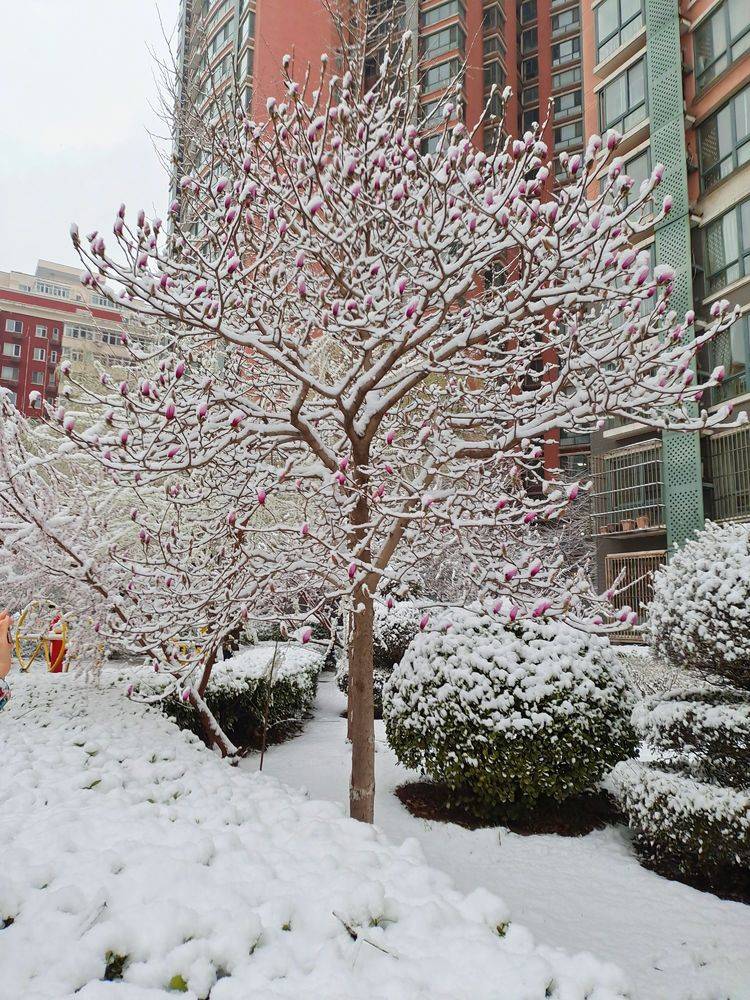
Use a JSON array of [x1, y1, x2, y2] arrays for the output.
[[551, 35, 580, 66], [705, 313, 750, 405], [483, 34, 505, 57], [4, 319, 22, 334], [36, 325, 47, 338], [698, 83, 750, 192], [552, 6, 579, 38], [521, 56, 539, 81], [35, 280, 69, 299], [595, 0, 644, 63], [422, 24, 465, 60], [421, 0, 465, 28], [519, 0, 536, 24], [552, 65, 581, 89], [421, 133, 443, 155], [238, 11, 255, 45], [554, 87, 582, 119], [621, 147, 651, 205], [599, 57, 647, 134], [2, 343, 21, 358], [522, 84, 539, 106], [422, 57, 461, 94], [523, 107, 539, 130], [707, 423, 750, 521], [694, 0, 750, 93], [554, 119, 583, 150], [521, 27, 538, 52], [484, 60, 506, 91], [30, 371, 45, 385], [1, 366, 18, 382], [592, 441, 664, 534], [704, 197, 750, 293]]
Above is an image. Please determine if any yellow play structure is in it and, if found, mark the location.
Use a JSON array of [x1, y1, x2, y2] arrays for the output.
[[14, 600, 69, 673]]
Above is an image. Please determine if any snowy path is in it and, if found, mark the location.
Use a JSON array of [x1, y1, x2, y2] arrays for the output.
[[244, 676, 750, 1000]]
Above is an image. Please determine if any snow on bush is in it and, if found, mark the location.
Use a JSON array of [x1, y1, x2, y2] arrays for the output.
[[609, 761, 750, 875], [0, 674, 630, 999], [646, 520, 750, 686], [337, 601, 422, 714], [104, 643, 323, 748], [610, 685, 750, 879], [383, 611, 637, 817]]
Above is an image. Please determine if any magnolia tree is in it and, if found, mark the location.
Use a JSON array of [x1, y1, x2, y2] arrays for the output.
[[60, 36, 739, 821]]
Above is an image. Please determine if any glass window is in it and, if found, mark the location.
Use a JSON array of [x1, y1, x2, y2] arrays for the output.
[[4, 319, 22, 333], [552, 6, 580, 37], [238, 11, 255, 44], [552, 65, 582, 89], [523, 107, 539, 130], [422, 24, 465, 59], [30, 370, 44, 385], [51, 329, 60, 342], [522, 84, 539, 106], [596, 0, 644, 62], [623, 147, 652, 204], [695, 0, 750, 92], [421, 0, 465, 28], [699, 84, 750, 191], [33, 348, 46, 361], [1, 366, 18, 381], [421, 133, 442, 155], [707, 313, 750, 404], [2, 343, 21, 358], [484, 59, 506, 90], [522, 27, 538, 52], [422, 57, 461, 93], [705, 198, 750, 293], [522, 56, 539, 80], [554, 119, 583, 150], [554, 87, 582, 118], [599, 57, 647, 134], [552, 35, 580, 66], [519, 0, 537, 24], [50, 350, 59, 363], [35, 325, 47, 338], [483, 34, 505, 56]]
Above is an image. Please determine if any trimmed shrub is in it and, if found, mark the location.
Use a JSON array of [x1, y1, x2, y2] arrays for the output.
[[336, 600, 422, 714], [610, 685, 750, 884], [646, 520, 750, 687], [104, 643, 323, 747], [383, 610, 637, 818]]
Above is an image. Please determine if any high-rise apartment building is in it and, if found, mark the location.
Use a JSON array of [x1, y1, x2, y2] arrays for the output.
[[583, 0, 750, 621], [0, 261, 154, 414], [175, 0, 749, 625]]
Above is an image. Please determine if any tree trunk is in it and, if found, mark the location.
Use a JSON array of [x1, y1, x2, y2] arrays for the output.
[[348, 586, 375, 822]]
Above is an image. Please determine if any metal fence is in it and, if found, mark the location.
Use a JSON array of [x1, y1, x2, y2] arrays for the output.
[[592, 440, 664, 535]]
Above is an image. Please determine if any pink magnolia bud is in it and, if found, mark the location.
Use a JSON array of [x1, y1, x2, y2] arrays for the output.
[[348, 562, 356, 580], [386, 430, 395, 445], [663, 195, 673, 214], [335, 471, 346, 485], [119, 381, 129, 396], [384, 463, 393, 475], [119, 430, 129, 446], [523, 511, 537, 524], [504, 566, 518, 582], [495, 497, 507, 511], [567, 484, 579, 501], [301, 522, 309, 536], [509, 605, 520, 622], [227, 257, 240, 274], [126, 684, 134, 696], [338, 457, 349, 471], [227, 511, 237, 526], [419, 613, 429, 631], [593, 615, 603, 626], [300, 627, 313, 644], [492, 600, 502, 614], [257, 488, 267, 505], [167, 445, 179, 459], [165, 403, 176, 420], [532, 599, 551, 617], [181, 689, 191, 702], [386, 596, 395, 610], [197, 402, 207, 420], [175, 361, 186, 379], [63, 416, 75, 433], [396, 277, 407, 295]]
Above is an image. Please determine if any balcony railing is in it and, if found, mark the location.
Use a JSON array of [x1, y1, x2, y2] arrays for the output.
[[592, 440, 664, 534], [706, 425, 750, 523]]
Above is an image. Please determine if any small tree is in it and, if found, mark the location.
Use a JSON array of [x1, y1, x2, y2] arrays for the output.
[[61, 37, 737, 821]]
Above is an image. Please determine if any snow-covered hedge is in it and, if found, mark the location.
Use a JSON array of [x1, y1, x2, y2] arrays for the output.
[[646, 521, 750, 686], [0, 673, 630, 999], [610, 685, 750, 879], [337, 601, 422, 714], [104, 643, 323, 747], [609, 761, 750, 875], [383, 611, 637, 817]]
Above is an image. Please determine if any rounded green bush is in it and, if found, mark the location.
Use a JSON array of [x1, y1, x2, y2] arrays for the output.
[[383, 610, 637, 817]]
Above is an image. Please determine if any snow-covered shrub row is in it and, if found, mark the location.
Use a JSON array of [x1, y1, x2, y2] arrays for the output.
[[609, 761, 750, 875], [103, 642, 323, 748], [615, 647, 699, 697], [337, 601, 422, 714], [611, 684, 750, 880], [632, 687, 750, 785], [383, 611, 637, 818], [646, 521, 750, 686], [0, 674, 630, 999]]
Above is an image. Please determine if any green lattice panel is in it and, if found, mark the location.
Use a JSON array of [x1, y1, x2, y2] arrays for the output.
[[646, 0, 704, 552]]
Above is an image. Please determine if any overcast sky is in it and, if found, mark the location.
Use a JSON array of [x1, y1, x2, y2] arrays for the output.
[[0, 0, 181, 276]]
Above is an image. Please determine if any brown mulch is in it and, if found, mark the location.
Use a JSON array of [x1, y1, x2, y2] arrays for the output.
[[394, 781, 625, 836], [634, 849, 750, 906]]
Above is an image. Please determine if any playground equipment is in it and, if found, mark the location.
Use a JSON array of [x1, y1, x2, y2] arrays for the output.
[[14, 601, 68, 673]]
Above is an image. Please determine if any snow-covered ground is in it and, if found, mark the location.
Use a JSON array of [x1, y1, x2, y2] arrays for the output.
[[1, 672, 631, 1000], [244, 676, 750, 1000]]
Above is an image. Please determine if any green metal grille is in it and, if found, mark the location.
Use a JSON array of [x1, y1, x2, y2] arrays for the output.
[[706, 426, 750, 522], [646, 0, 704, 552]]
